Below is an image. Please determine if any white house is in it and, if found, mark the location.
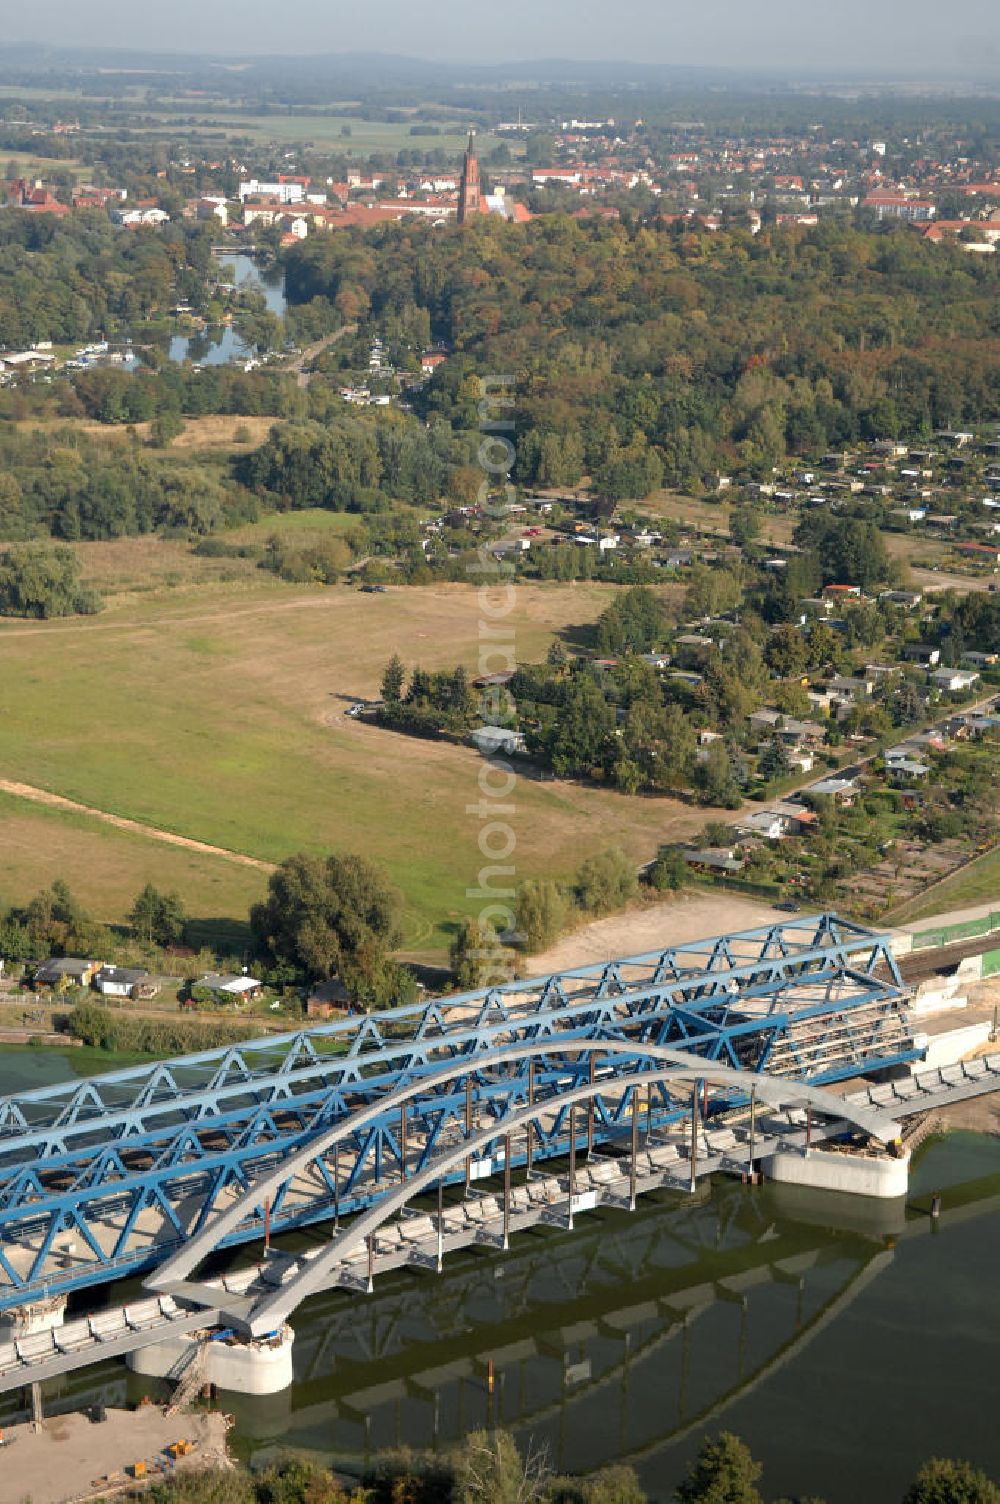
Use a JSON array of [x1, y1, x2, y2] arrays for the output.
[[199, 972, 263, 1001], [94, 965, 152, 1000], [471, 726, 527, 757], [930, 668, 980, 693]]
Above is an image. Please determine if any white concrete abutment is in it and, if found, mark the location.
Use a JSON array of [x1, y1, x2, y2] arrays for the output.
[[126, 1324, 294, 1396], [763, 1146, 909, 1199]]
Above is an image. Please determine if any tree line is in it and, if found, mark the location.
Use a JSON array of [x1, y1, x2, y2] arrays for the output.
[[147, 1429, 1000, 1504]]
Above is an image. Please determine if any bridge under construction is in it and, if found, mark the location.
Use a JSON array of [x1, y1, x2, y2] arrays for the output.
[[0, 911, 994, 1397]]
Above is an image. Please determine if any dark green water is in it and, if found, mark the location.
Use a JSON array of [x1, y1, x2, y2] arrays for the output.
[[0, 1045, 153, 1094], [2, 1046, 999, 1502]]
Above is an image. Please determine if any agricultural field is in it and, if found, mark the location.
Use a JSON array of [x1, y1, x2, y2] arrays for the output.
[[132, 110, 501, 157], [0, 577, 699, 959], [19, 414, 276, 457]]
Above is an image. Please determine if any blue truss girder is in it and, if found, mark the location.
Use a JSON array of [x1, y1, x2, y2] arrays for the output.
[[0, 962, 902, 1188], [0, 939, 902, 1169], [0, 914, 896, 1133], [0, 914, 914, 1311]]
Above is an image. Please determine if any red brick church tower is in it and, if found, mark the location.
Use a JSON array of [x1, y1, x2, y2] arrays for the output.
[[457, 131, 480, 224]]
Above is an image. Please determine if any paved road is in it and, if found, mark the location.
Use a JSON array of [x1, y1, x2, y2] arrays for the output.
[[290, 323, 357, 387]]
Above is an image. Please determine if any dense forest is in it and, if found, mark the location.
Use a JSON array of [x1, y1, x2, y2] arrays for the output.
[[0, 213, 218, 347], [285, 215, 1000, 490]]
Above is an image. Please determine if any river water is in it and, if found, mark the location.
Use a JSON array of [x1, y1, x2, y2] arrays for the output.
[[167, 252, 287, 367], [2, 1047, 999, 1502]]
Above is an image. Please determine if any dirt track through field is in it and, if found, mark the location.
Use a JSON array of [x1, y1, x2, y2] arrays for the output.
[[0, 778, 275, 872]]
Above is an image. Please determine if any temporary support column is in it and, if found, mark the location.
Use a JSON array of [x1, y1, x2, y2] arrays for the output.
[[465, 1078, 473, 1191], [749, 1084, 757, 1174], [567, 1104, 577, 1232], [689, 1080, 699, 1194], [502, 1132, 511, 1251], [334, 1142, 340, 1231], [366, 1233, 374, 1295], [436, 1181, 444, 1273], [587, 1055, 596, 1157], [526, 1061, 535, 1175], [629, 1090, 639, 1211]]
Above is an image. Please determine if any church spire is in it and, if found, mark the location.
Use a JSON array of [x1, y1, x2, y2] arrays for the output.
[[457, 130, 480, 225]]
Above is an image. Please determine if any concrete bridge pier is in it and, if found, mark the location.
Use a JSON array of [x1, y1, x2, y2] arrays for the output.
[[762, 1146, 909, 1199], [127, 1324, 295, 1397]]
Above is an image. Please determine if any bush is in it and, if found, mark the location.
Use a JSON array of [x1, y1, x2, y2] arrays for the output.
[[515, 879, 571, 950], [0, 544, 102, 618], [649, 848, 688, 892], [575, 848, 638, 914], [69, 1001, 262, 1056]]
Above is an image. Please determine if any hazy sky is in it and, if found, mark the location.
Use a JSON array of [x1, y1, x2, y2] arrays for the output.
[[8, 0, 1000, 75]]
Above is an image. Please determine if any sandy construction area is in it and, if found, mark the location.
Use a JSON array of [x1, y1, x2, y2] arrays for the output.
[[0, 1405, 231, 1504], [526, 891, 786, 973]]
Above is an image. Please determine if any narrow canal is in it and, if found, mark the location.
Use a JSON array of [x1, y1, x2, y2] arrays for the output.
[[167, 251, 286, 366], [2, 1048, 998, 1501]]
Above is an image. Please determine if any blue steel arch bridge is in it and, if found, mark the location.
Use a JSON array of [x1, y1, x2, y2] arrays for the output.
[[0, 911, 915, 1326]]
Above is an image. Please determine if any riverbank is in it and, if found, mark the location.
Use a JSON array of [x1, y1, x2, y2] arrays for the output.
[[0, 1405, 232, 1504]]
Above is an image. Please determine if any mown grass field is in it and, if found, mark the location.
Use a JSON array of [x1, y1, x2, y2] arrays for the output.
[[0, 789, 266, 930], [641, 491, 797, 548], [0, 148, 87, 181], [0, 577, 695, 958]]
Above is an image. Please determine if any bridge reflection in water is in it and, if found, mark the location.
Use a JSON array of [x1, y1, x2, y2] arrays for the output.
[[3, 1145, 999, 1499], [214, 1177, 903, 1477]]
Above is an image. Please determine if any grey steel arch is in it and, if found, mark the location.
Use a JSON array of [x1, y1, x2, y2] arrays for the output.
[[149, 1038, 900, 1324], [236, 1055, 898, 1337]]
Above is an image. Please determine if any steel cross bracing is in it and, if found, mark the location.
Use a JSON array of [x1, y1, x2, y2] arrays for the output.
[[0, 913, 912, 1311]]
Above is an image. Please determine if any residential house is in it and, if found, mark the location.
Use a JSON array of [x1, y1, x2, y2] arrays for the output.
[[805, 775, 858, 804], [903, 644, 941, 667], [683, 846, 746, 873], [471, 726, 527, 757], [93, 965, 155, 1000], [33, 958, 101, 990], [829, 675, 874, 700], [929, 667, 980, 693], [887, 758, 931, 785], [197, 972, 263, 1003], [306, 977, 354, 1020], [738, 803, 817, 841], [749, 709, 825, 745]]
